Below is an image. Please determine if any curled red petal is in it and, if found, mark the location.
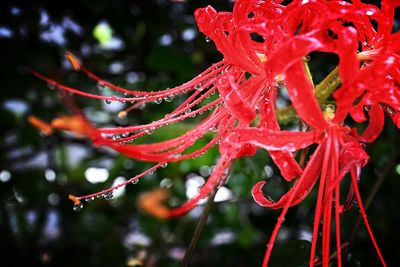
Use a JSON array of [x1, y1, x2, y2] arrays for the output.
[[260, 89, 303, 181], [350, 101, 368, 123], [266, 36, 327, 76], [355, 105, 385, 143], [252, 141, 325, 209], [217, 69, 256, 124], [194, 5, 218, 38], [269, 152, 302, 181]]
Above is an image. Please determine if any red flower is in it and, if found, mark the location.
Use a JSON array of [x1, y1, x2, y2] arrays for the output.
[[229, 99, 386, 267], [30, 1, 304, 214], [224, 0, 400, 266], [30, 0, 400, 266]]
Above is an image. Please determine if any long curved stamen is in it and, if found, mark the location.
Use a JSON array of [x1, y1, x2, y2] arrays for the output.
[[262, 141, 327, 267], [310, 138, 331, 267], [73, 162, 165, 202], [350, 167, 387, 267]]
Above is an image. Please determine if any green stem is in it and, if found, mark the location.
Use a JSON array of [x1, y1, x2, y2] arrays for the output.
[[276, 66, 341, 124], [304, 59, 315, 88], [181, 189, 217, 267], [315, 67, 340, 105]]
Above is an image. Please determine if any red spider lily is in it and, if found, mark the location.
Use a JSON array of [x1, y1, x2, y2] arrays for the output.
[[30, 1, 306, 213], [222, 1, 400, 266], [228, 87, 387, 267], [29, 0, 400, 266]]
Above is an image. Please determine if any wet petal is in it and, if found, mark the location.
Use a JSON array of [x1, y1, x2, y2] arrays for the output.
[[284, 60, 329, 129], [227, 127, 323, 152], [252, 141, 325, 209], [355, 105, 385, 143], [259, 90, 303, 180]]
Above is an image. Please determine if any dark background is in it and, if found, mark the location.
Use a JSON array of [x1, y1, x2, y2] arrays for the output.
[[0, 1, 399, 266]]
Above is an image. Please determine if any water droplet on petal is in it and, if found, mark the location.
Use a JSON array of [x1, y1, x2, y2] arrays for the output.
[[145, 127, 155, 134], [364, 105, 372, 112], [103, 191, 114, 200], [154, 98, 162, 104], [161, 163, 168, 168], [85, 196, 95, 203], [97, 82, 106, 90], [121, 132, 130, 138], [112, 134, 120, 140], [131, 179, 139, 185], [194, 84, 203, 91], [366, 10, 374, 16], [164, 95, 174, 102]]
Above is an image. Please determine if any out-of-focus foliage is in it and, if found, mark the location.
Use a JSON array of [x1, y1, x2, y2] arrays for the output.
[[0, 1, 399, 267]]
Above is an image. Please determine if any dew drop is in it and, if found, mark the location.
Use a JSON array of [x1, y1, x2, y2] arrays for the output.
[[205, 36, 211, 43], [363, 105, 372, 111], [194, 84, 203, 91], [185, 108, 192, 115], [173, 153, 182, 159], [105, 99, 112, 104], [97, 82, 106, 90], [164, 95, 174, 102], [161, 162, 168, 168], [112, 134, 120, 141], [73, 203, 84, 212], [131, 179, 139, 185], [103, 191, 114, 200], [154, 98, 162, 104], [366, 10, 374, 16], [121, 132, 130, 138], [383, 105, 395, 116], [145, 127, 155, 134], [85, 196, 95, 203]]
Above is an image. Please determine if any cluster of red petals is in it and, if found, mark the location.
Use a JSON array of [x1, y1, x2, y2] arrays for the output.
[[32, 0, 400, 266]]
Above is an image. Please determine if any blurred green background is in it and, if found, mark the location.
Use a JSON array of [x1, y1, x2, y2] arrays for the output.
[[0, 1, 399, 266]]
